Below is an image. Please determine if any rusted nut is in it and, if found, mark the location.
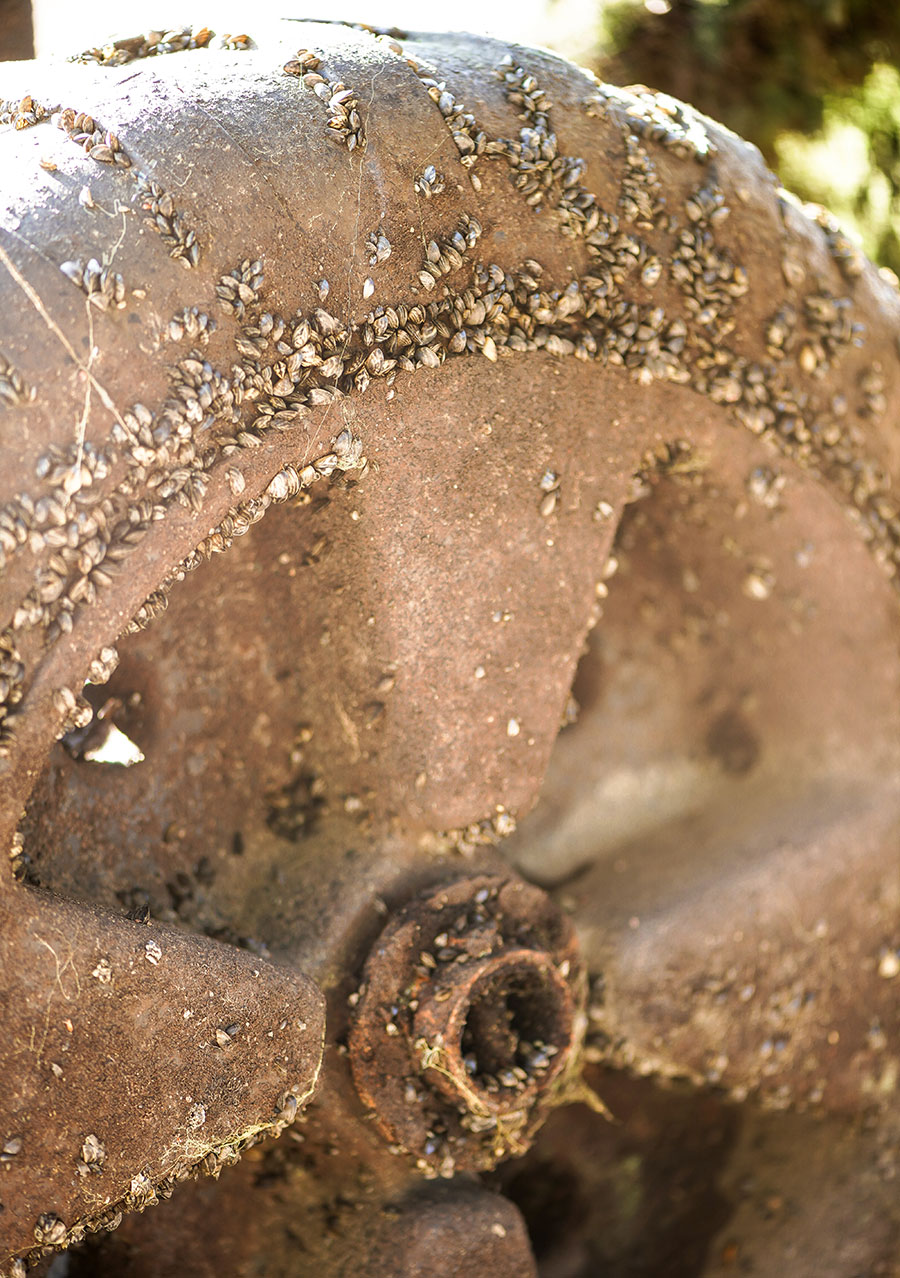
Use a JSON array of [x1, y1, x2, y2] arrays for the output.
[[412, 949, 575, 1115], [348, 874, 584, 1176]]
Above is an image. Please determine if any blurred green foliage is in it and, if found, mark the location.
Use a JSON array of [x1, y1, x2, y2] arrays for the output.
[[598, 0, 900, 273]]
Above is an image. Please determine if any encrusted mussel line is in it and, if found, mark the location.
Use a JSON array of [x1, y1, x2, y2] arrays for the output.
[[70, 26, 253, 66], [8, 1087, 310, 1277], [0, 38, 897, 846]]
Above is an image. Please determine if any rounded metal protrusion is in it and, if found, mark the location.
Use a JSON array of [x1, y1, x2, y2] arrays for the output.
[[360, 1182, 538, 1278], [348, 874, 585, 1175]]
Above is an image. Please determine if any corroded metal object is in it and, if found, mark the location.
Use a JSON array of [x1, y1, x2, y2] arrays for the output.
[[0, 16, 897, 1277], [0, 887, 324, 1269], [350, 875, 584, 1174]]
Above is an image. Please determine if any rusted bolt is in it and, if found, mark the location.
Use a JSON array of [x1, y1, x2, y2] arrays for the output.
[[348, 874, 584, 1176]]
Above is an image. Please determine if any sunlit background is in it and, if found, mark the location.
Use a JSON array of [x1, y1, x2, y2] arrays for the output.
[[3, 0, 900, 277], [28, 0, 604, 65]]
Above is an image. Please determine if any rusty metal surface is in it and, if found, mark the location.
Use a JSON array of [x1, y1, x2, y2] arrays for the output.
[[349, 874, 584, 1174], [506, 411, 900, 1115], [0, 18, 898, 1277], [0, 885, 324, 1267], [495, 1067, 900, 1277], [62, 1155, 539, 1278], [357, 1181, 539, 1278]]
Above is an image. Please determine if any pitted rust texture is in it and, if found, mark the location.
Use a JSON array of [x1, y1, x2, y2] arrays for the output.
[[349, 875, 584, 1175], [0, 886, 324, 1268]]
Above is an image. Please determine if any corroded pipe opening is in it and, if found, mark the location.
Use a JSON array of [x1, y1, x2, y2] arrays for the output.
[[414, 950, 575, 1113], [349, 875, 585, 1174]]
